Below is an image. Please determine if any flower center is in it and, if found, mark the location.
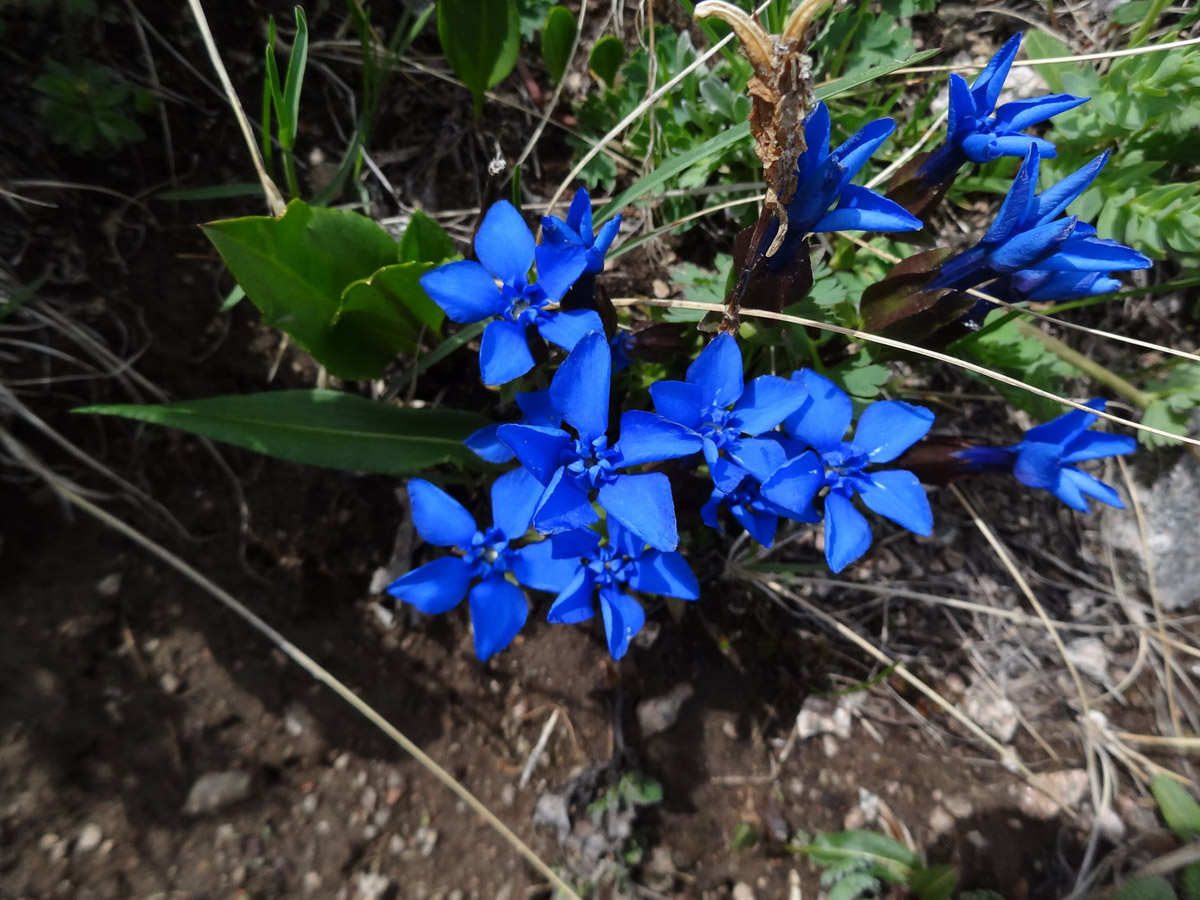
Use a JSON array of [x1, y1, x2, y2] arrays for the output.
[[567, 436, 620, 489]]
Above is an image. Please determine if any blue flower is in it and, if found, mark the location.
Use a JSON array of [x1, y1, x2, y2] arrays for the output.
[[931, 147, 1151, 292], [514, 521, 699, 659], [1001, 269, 1123, 303], [465, 388, 559, 464], [648, 332, 811, 491], [419, 200, 602, 385], [955, 399, 1135, 512], [778, 370, 935, 573], [767, 103, 922, 265], [542, 188, 621, 276], [386, 469, 544, 660], [498, 331, 701, 552], [919, 32, 1089, 184], [701, 470, 820, 549]]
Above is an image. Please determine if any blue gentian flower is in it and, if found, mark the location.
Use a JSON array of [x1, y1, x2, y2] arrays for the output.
[[779, 370, 935, 573], [1001, 269, 1123, 303], [931, 147, 1152, 292], [956, 399, 1135, 512], [767, 103, 922, 266], [498, 331, 700, 552], [465, 389, 559, 464], [542, 188, 621, 276], [701, 471, 820, 549], [386, 469, 545, 660], [919, 32, 1089, 184], [648, 333, 811, 491], [514, 521, 699, 659], [419, 200, 601, 385]]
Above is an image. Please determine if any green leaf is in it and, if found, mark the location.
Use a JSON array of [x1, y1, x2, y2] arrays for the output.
[[76, 391, 487, 475], [805, 830, 921, 878], [155, 183, 266, 201], [910, 864, 959, 900], [731, 823, 760, 849], [1021, 29, 1076, 93], [398, 209, 459, 264], [589, 34, 625, 89], [281, 7, 309, 146], [541, 5, 575, 85], [621, 771, 663, 806], [201, 199, 405, 380], [1183, 861, 1200, 900], [1151, 774, 1200, 840], [338, 262, 445, 355], [1114, 876, 1177, 900], [437, 0, 520, 118]]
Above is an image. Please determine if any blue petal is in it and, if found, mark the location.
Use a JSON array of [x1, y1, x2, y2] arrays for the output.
[[599, 586, 645, 660], [598, 472, 678, 552], [855, 401, 935, 463], [408, 478, 477, 546], [1061, 466, 1124, 510], [1033, 152, 1108, 225], [785, 370, 852, 450], [419, 261, 505, 323], [536, 308, 604, 352], [628, 550, 700, 600], [547, 569, 597, 624], [480, 319, 536, 385], [946, 74, 974, 141], [814, 185, 923, 234], [515, 388, 559, 426], [387, 556, 472, 614], [534, 240, 588, 302], [593, 214, 621, 257], [608, 519, 644, 559], [687, 333, 744, 409], [1013, 441, 1064, 490], [983, 147, 1040, 244], [615, 410, 703, 466], [800, 103, 831, 181], [475, 200, 535, 285], [732, 375, 809, 435], [648, 380, 705, 430], [551, 331, 611, 444], [512, 539, 584, 593], [566, 187, 592, 238], [1049, 466, 1091, 512], [856, 470, 933, 536], [497, 423, 572, 486], [710, 455, 749, 492], [1063, 431, 1137, 463], [831, 117, 895, 184], [729, 502, 778, 547], [729, 436, 788, 482], [534, 467, 600, 534], [553, 527, 602, 559], [824, 491, 873, 574], [541, 215, 586, 252], [991, 217, 1077, 272], [491, 466, 543, 540], [760, 450, 824, 517], [468, 576, 528, 660], [464, 424, 515, 464], [973, 32, 1022, 113], [994, 93, 1089, 133], [1023, 399, 1104, 445], [1038, 236, 1152, 272]]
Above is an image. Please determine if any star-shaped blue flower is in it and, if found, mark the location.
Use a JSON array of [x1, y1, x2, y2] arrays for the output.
[[498, 331, 700, 552], [648, 332, 810, 491], [767, 103, 922, 266], [778, 370, 935, 573], [386, 469, 543, 661], [701, 471, 820, 549], [931, 147, 1151, 292], [919, 32, 1089, 184], [419, 200, 601, 385], [955, 399, 1135, 512], [514, 521, 699, 660], [465, 388, 559, 464], [541, 187, 621, 276]]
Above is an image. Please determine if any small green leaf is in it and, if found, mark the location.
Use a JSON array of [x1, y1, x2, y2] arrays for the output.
[[731, 823, 760, 849], [1183, 861, 1200, 900], [541, 5, 576, 85], [338, 261, 445, 355], [437, 0, 520, 119], [76, 391, 487, 475], [588, 34, 625, 89], [910, 864, 959, 900], [806, 830, 921, 877], [621, 771, 663, 806], [1151, 774, 1200, 840], [398, 209, 459, 265], [1114, 875, 1177, 900]]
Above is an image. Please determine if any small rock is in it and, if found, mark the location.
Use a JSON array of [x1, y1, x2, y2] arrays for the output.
[[302, 871, 323, 893], [284, 704, 314, 737], [315, 819, 332, 836], [38, 833, 60, 850], [944, 796, 974, 818], [1067, 637, 1110, 684], [533, 792, 571, 843], [414, 824, 438, 858], [96, 573, 122, 597], [362, 786, 378, 812], [356, 871, 393, 900], [388, 834, 407, 856], [500, 783, 516, 807], [732, 882, 757, 900], [75, 823, 102, 854], [231, 864, 247, 886], [333, 752, 351, 771], [636, 683, 694, 737], [363, 824, 379, 841], [962, 681, 1018, 743], [183, 771, 253, 816], [300, 793, 319, 816], [652, 279, 671, 299], [214, 823, 237, 844], [1020, 769, 1089, 818], [159, 673, 181, 695], [928, 805, 954, 835], [373, 808, 391, 828], [796, 696, 853, 741], [822, 734, 839, 758]]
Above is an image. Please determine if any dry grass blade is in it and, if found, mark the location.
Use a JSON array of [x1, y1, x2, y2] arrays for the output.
[[8, 435, 583, 900], [611, 297, 1200, 447], [894, 34, 1200, 76]]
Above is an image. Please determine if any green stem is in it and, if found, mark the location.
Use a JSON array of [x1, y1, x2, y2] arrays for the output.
[[281, 149, 300, 199], [1129, 0, 1171, 47], [1017, 321, 1154, 408]]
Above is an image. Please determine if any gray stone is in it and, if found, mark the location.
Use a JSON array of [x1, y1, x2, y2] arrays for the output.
[[182, 771, 253, 816], [75, 823, 102, 854], [636, 683, 694, 737]]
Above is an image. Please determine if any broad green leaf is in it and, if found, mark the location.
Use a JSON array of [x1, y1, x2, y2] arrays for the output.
[[437, 0, 520, 119], [910, 864, 959, 900], [1022, 30, 1077, 93], [1183, 861, 1200, 900], [589, 34, 625, 89], [201, 199, 404, 380], [1151, 774, 1200, 840], [76, 391, 487, 475], [337, 262, 445, 357], [541, 5, 576, 85], [398, 209, 458, 265], [805, 830, 921, 877], [1113, 876, 1177, 900]]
